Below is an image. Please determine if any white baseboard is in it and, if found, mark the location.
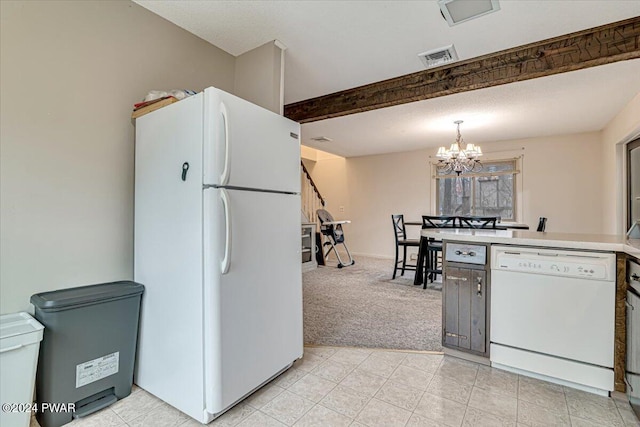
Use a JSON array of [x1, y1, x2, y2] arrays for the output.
[[350, 252, 394, 260]]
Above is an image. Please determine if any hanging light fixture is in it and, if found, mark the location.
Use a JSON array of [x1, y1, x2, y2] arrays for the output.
[[435, 120, 483, 175]]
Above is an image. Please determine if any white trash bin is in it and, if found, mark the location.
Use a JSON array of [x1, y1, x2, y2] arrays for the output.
[[1, 312, 44, 427]]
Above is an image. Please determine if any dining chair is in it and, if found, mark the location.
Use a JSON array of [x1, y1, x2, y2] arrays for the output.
[[423, 216, 459, 229], [417, 216, 458, 287], [458, 216, 499, 229], [391, 214, 420, 279], [537, 217, 547, 232]]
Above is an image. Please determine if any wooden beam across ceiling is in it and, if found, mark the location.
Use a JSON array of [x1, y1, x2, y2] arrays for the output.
[[284, 16, 640, 124]]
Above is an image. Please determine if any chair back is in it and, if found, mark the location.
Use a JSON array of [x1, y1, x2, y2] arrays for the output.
[[536, 217, 547, 232], [392, 214, 406, 243], [422, 216, 458, 229], [317, 208, 334, 226], [317, 209, 345, 243], [458, 216, 498, 229]]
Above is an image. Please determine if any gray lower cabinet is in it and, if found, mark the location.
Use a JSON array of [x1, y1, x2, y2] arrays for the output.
[[443, 266, 488, 356], [301, 223, 317, 272]]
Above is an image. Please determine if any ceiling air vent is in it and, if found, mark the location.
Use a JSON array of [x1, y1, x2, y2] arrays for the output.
[[310, 136, 333, 143], [418, 45, 459, 69]]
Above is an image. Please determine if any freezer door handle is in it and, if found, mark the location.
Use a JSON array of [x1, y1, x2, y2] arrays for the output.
[[220, 102, 230, 186], [221, 188, 232, 274]]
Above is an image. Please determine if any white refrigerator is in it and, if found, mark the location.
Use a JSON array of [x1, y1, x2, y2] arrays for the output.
[[134, 87, 303, 423]]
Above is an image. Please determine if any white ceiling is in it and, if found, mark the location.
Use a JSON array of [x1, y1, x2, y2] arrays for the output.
[[134, 0, 640, 157]]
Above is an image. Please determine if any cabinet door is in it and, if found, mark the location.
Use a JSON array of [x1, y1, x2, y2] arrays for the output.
[[628, 290, 640, 373], [457, 270, 472, 350], [443, 267, 459, 347], [470, 270, 487, 354], [443, 267, 471, 348]]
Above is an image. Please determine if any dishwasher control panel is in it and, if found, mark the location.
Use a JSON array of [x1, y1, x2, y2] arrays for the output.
[[491, 246, 615, 281]]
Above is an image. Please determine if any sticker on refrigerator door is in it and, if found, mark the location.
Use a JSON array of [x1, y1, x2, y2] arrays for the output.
[[75, 352, 119, 388]]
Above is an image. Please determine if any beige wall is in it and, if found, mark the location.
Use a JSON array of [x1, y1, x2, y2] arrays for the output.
[[601, 93, 640, 234], [301, 146, 319, 162], [234, 41, 285, 114], [489, 133, 603, 233], [0, 0, 237, 314], [309, 132, 605, 259]]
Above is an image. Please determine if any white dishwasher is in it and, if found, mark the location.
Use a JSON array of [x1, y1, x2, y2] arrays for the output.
[[490, 245, 616, 395]]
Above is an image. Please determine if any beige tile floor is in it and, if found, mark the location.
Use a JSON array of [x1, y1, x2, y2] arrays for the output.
[[32, 346, 640, 427]]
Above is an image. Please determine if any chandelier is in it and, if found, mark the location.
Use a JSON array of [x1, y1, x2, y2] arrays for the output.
[[435, 120, 483, 175]]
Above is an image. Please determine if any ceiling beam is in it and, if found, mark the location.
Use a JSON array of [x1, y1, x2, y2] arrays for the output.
[[284, 17, 640, 124]]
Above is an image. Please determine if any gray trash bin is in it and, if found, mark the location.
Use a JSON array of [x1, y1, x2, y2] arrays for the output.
[[30, 281, 144, 427]]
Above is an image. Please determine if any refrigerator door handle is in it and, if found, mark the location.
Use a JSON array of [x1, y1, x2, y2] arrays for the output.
[[220, 102, 230, 186], [220, 188, 232, 274]]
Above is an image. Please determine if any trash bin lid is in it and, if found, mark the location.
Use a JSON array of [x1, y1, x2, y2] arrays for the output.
[[30, 281, 145, 311], [0, 312, 44, 342]]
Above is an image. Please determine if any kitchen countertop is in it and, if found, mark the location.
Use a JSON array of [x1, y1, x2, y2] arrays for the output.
[[420, 228, 640, 257]]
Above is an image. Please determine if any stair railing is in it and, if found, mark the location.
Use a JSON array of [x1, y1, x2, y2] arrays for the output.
[[301, 161, 325, 223]]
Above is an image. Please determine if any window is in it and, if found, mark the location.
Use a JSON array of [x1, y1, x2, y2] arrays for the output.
[[435, 160, 518, 221]]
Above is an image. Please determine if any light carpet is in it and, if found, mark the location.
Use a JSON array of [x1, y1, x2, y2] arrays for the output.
[[302, 256, 443, 351]]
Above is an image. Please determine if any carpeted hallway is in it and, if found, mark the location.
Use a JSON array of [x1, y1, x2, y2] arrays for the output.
[[302, 256, 443, 351]]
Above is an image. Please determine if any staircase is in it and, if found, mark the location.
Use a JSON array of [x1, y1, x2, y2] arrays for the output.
[[301, 161, 325, 223]]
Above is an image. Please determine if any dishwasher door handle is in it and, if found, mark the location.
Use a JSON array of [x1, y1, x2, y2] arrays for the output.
[[446, 275, 467, 281]]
